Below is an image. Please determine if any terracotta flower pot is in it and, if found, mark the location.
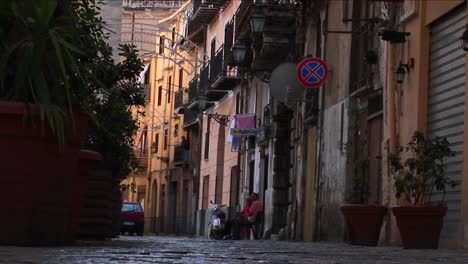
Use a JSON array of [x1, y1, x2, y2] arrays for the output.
[[392, 205, 447, 249], [340, 204, 387, 246], [0, 101, 88, 246]]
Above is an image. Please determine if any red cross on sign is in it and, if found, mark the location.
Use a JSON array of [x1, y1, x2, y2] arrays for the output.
[[297, 57, 329, 89]]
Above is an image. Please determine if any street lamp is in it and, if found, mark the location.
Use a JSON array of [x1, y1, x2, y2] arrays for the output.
[[233, 39, 249, 66], [198, 94, 207, 110], [396, 63, 409, 84], [251, 7, 266, 34], [460, 25, 468, 51]]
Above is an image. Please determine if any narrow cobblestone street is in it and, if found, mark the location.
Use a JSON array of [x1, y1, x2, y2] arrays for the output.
[[1, 236, 468, 264]]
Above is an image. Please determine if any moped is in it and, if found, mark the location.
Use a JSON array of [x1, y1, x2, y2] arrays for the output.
[[208, 200, 227, 240]]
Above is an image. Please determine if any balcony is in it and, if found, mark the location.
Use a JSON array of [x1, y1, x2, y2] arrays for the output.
[[184, 109, 199, 127], [123, 0, 184, 10], [187, 0, 228, 44], [188, 76, 199, 106], [209, 45, 240, 90], [173, 145, 190, 167], [174, 90, 186, 112], [234, 0, 298, 71], [137, 153, 148, 168], [202, 64, 227, 103], [140, 84, 151, 103]]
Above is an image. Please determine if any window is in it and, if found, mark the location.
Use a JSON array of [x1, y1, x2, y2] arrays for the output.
[[144, 65, 151, 84], [141, 130, 147, 155], [158, 86, 162, 106], [154, 133, 159, 153], [159, 36, 165, 54], [210, 37, 216, 61], [174, 124, 179, 137], [167, 76, 172, 103], [204, 131, 210, 160], [202, 176, 209, 210], [171, 27, 176, 46], [164, 129, 168, 150], [178, 69, 184, 91]]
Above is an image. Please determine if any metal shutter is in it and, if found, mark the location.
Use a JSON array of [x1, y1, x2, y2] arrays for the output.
[[428, 5, 466, 240]]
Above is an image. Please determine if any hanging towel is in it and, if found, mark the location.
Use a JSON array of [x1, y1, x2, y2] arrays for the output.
[[227, 118, 236, 143], [235, 114, 256, 129]]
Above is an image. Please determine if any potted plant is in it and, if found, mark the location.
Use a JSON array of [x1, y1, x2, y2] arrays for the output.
[[388, 131, 457, 249], [340, 105, 387, 246], [0, 0, 143, 245], [0, 0, 95, 246]]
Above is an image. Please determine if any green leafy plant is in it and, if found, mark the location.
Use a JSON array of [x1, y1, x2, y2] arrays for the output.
[[1, 0, 145, 182], [0, 0, 83, 143], [388, 131, 457, 206], [341, 104, 370, 204], [76, 10, 145, 182]]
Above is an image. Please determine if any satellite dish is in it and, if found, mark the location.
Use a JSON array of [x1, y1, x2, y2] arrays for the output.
[[269, 63, 305, 103]]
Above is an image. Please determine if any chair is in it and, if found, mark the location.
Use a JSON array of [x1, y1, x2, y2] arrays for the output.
[[249, 212, 264, 240]]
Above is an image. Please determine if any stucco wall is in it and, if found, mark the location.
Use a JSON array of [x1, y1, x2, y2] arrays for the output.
[[205, 1, 240, 61], [425, 0, 464, 25], [323, 0, 352, 106], [199, 93, 238, 208]]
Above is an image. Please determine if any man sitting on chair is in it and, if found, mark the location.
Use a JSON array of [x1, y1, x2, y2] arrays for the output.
[[225, 192, 263, 239]]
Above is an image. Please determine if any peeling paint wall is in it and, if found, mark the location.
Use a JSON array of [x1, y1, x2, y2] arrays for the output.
[[317, 100, 349, 242]]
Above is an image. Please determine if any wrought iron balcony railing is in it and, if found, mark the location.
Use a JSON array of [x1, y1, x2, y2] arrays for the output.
[[183, 109, 199, 127], [199, 64, 210, 92], [174, 90, 185, 110], [123, 0, 184, 10], [188, 76, 199, 105], [140, 84, 151, 103], [234, 0, 297, 40], [209, 45, 239, 90], [173, 145, 190, 165], [187, 0, 227, 42]]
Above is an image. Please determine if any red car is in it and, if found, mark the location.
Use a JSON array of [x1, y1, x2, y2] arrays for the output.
[[120, 202, 144, 236]]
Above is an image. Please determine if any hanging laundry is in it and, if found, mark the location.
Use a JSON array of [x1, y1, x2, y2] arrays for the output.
[[235, 114, 256, 129]]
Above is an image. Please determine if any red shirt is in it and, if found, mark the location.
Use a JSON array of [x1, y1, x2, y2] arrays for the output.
[[241, 204, 252, 214], [248, 200, 263, 223]]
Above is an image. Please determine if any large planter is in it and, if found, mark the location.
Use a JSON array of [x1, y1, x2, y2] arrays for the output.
[[0, 101, 88, 246], [340, 204, 387, 246], [79, 170, 113, 239], [64, 150, 102, 243], [110, 182, 123, 238], [392, 205, 447, 249]]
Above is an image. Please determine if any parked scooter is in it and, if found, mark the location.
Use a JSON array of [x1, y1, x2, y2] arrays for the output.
[[208, 200, 227, 240]]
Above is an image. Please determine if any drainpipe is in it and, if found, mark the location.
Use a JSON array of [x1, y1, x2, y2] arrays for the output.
[[313, 0, 329, 242], [385, 40, 398, 245]]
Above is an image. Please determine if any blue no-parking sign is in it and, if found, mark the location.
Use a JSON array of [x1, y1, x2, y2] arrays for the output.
[[296, 57, 329, 89]]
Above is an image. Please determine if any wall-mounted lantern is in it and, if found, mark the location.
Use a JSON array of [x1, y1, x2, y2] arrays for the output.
[[396, 62, 410, 84], [198, 94, 207, 110], [251, 7, 266, 34], [233, 40, 249, 66]]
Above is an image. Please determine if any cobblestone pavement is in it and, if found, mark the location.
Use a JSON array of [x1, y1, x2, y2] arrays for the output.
[[1, 236, 468, 264]]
